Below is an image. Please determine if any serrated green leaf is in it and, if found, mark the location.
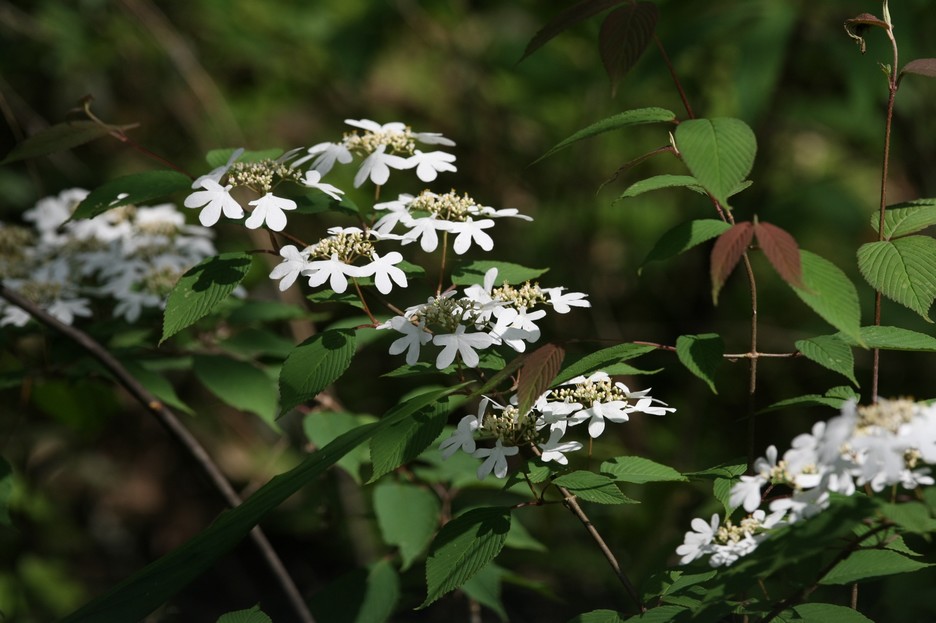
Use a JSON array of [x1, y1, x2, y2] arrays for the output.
[[308, 560, 399, 623], [450, 260, 547, 286], [553, 471, 635, 504], [600, 456, 687, 484], [792, 603, 873, 623], [713, 477, 736, 514], [369, 396, 463, 482], [836, 325, 936, 351], [857, 236, 936, 321], [795, 335, 858, 386], [279, 329, 356, 415], [684, 462, 746, 480], [674, 118, 756, 208], [193, 355, 278, 425], [618, 174, 699, 200], [567, 609, 629, 623], [821, 549, 932, 585], [758, 389, 855, 414], [1, 120, 137, 165], [62, 386, 463, 623], [421, 507, 511, 608], [462, 563, 508, 622], [789, 250, 863, 345], [71, 171, 192, 220], [215, 605, 272, 623], [871, 199, 936, 239], [161, 253, 253, 344], [554, 343, 656, 385], [675, 334, 723, 394], [374, 482, 440, 570], [639, 219, 732, 272], [877, 501, 936, 534], [304, 412, 374, 483], [535, 107, 675, 163]]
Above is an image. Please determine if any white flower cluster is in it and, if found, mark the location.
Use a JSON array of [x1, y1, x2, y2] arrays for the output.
[[677, 398, 936, 567], [440, 371, 674, 479], [379, 267, 590, 369], [1, 189, 216, 326]]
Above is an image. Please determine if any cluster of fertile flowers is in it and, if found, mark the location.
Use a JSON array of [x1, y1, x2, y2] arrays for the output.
[[380, 267, 590, 370], [0, 189, 216, 326], [373, 190, 532, 254], [677, 398, 936, 567], [291, 119, 456, 187], [440, 371, 674, 479]]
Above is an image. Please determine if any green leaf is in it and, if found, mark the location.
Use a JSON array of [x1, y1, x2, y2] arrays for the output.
[[450, 260, 547, 286], [857, 236, 936, 321], [623, 606, 689, 622], [308, 560, 399, 623], [369, 395, 463, 482], [536, 107, 676, 163], [674, 118, 756, 208], [792, 603, 874, 623], [795, 335, 858, 386], [877, 501, 936, 534], [160, 253, 253, 344], [62, 386, 463, 623], [618, 174, 700, 200], [871, 198, 936, 239], [553, 343, 656, 385], [836, 325, 936, 351], [600, 456, 687, 484], [599, 3, 659, 96], [421, 507, 511, 608], [684, 462, 746, 480], [552, 471, 635, 504], [1, 120, 137, 165], [374, 482, 440, 570], [120, 359, 193, 416], [0, 457, 13, 527], [675, 334, 723, 394], [504, 517, 547, 552], [278, 329, 356, 415], [568, 609, 628, 623], [462, 564, 508, 622], [639, 219, 732, 272], [759, 387, 857, 413], [71, 171, 192, 220], [789, 250, 863, 345], [215, 604, 272, 623], [304, 412, 374, 483], [193, 355, 278, 425], [821, 549, 932, 585]]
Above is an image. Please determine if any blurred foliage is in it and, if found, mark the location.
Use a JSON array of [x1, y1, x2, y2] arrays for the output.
[[3, 0, 936, 621]]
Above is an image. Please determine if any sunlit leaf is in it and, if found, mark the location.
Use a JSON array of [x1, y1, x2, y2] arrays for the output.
[[451, 260, 547, 286], [600, 456, 687, 484], [279, 329, 356, 415], [71, 171, 192, 220], [675, 118, 756, 208], [835, 325, 936, 351], [870, 199, 936, 239], [618, 174, 699, 200], [821, 549, 932, 585], [795, 335, 858, 386], [553, 471, 635, 504], [857, 236, 936, 321], [675, 333, 723, 393], [789, 250, 863, 345], [554, 343, 656, 385]]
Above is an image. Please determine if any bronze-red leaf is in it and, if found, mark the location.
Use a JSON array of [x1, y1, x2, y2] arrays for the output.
[[710, 221, 754, 304], [754, 220, 804, 289]]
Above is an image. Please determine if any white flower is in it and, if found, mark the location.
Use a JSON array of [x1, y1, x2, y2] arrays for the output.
[[245, 193, 297, 232], [269, 245, 311, 291], [292, 141, 353, 175], [729, 475, 767, 513], [432, 325, 496, 369], [183, 179, 244, 227], [192, 148, 243, 189], [676, 514, 718, 565], [301, 170, 344, 201], [580, 399, 632, 438], [359, 251, 407, 295], [303, 254, 363, 293], [544, 287, 591, 314], [382, 315, 432, 365], [353, 144, 409, 187], [538, 428, 582, 465], [412, 130, 455, 146], [473, 440, 519, 479], [450, 217, 495, 255], [440, 413, 481, 459], [399, 216, 449, 253], [406, 150, 457, 182]]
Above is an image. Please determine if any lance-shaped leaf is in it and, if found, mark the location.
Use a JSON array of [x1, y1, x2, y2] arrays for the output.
[[639, 219, 731, 273], [857, 236, 936, 321], [216, 605, 272, 623], [1, 119, 138, 165], [279, 329, 356, 416], [753, 220, 804, 288], [535, 107, 675, 163], [795, 335, 858, 386], [421, 507, 511, 608], [835, 325, 936, 351], [553, 343, 656, 385], [600, 456, 686, 484], [821, 549, 932, 585], [161, 253, 253, 344], [871, 199, 936, 239], [451, 260, 547, 286], [71, 171, 192, 221], [844, 13, 889, 54], [618, 174, 699, 200], [793, 603, 875, 623], [520, 0, 627, 61], [675, 118, 757, 209], [675, 334, 724, 393], [899, 58, 936, 83], [515, 344, 564, 417], [710, 221, 754, 304], [789, 250, 863, 345], [599, 2, 659, 95], [553, 471, 634, 504]]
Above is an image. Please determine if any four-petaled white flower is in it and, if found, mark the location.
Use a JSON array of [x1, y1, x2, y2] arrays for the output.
[[473, 440, 519, 479], [245, 193, 296, 232], [545, 287, 591, 314], [407, 150, 457, 182], [353, 144, 410, 188], [440, 413, 480, 459], [303, 254, 363, 293], [269, 245, 311, 291], [381, 315, 431, 365], [360, 251, 408, 295], [432, 325, 496, 369], [450, 217, 495, 255], [184, 179, 244, 227]]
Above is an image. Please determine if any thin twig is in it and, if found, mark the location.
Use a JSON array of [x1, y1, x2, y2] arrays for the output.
[[0, 284, 315, 623]]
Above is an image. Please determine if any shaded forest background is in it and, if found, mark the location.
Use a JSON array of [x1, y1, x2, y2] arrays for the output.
[[2, 0, 936, 621]]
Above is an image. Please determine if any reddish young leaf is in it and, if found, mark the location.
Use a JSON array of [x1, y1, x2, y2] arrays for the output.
[[710, 222, 754, 304], [515, 344, 565, 418], [754, 220, 804, 289], [900, 58, 936, 82], [599, 2, 659, 95], [844, 13, 888, 54], [521, 0, 627, 62]]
